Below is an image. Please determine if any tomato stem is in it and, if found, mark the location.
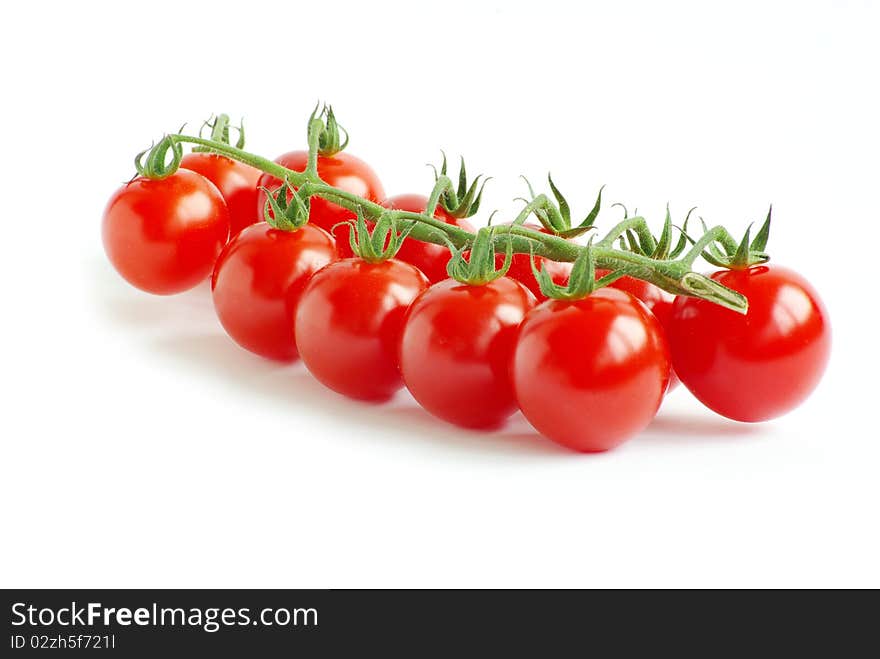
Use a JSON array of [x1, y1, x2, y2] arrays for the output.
[[149, 133, 748, 314], [424, 175, 454, 217], [597, 216, 658, 251], [168, 134, 301, 183], [305, 116, 324, 178]]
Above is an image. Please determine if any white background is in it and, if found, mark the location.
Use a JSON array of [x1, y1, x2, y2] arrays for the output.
[[1, 1, 877, 588]]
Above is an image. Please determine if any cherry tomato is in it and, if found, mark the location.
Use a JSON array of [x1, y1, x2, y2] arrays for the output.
[[399, 277, 536, 429], [211, 222, 336, 361], [255, 151, 384, 258], [295, 259, 429, 401], [102, 170, 229, 295], [494, 223, 572, 301], [381, 194, 475, 283], [667, 265, 831, 422], [596, 268, 679, 391], [180, 152, 261, 238], [513, 288, 670, 452]]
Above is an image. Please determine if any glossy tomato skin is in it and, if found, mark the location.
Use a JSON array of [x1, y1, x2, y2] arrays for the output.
[[180, 152, 261, 238], [255, 151, 384, 258], [102, 170, 230, 295], [295, 259, 429, 401], [668, 265, 831, 422], [211, 222, 336, 361], [399, 277, 537, 429], [495, 223, 572, 301], [382, 194, 475, 283], [513, 288, 671, 452], [596, 268, 679, 390]]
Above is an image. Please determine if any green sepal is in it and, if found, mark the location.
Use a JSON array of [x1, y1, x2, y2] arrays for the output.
[[432, 153, 489, 218], [727, 214, 770, 269], [624, 229, 642, 254], [134, 134, 182, 180], [446, 227, 511, 285], [668, 208, 696, 259], [613, 205, 697, 259], [704, 207, 772, 269], [234, 118, 246, 149], [628, 229, 655, 256], [651, 205, 673, 259], [610, 202, 630, 219], [750, 205, 772, 253], [634, 211, 657, 255], [522, 176, 603, 239], [309, 105, 349, 157], [191, 114, 246, 153], [533, 238, 602, 300], [558, 183, 603, 239], [346, 211, 415, 263], [261, 179, 309, 231], [731, 223, 753, 266], [680, 213, 770, 269], [546, 175, 571, 230]]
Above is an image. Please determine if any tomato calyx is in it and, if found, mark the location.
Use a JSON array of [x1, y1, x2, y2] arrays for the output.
[[447, 226, 513, 285], [666, 205, 771, 270], [516, 175, 603, 239], [533, 238, 624, 300], [134, 133, 183, 180], [429, 153, 489, 219], [345, 211, 415, 263], [606, 203, 692, 261], [308, 104, 349, 157], [701, 206, 772, 270], [190, 113, 245, 153], [261, 179, 310, 231]]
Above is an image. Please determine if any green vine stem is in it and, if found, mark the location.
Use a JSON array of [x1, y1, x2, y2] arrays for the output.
[[137, 132, 749, 313]]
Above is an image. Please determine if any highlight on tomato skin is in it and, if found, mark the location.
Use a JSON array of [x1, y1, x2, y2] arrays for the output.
[[255, 150, 385, 258], [102, 170, 230, 295], [667, 265, 831, 423], [595, 268, 679, 391], [399, 276, 537, 430], [295, 258, 429, 402], [180, 152, 262, 238], [211, 222, 337, 362], [512, 288, 671, 453], [381, 194, 475, 284]]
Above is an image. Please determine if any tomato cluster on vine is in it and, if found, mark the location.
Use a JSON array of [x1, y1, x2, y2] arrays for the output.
[[101, 109, 831, 453]]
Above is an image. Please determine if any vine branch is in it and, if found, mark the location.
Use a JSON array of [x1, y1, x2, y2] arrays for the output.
[[139, 132, 749, 313]]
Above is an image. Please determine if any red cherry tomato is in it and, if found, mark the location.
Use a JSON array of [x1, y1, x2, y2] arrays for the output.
[[211, 222, 336, 361], [295, 259, 429, 401], [596, 268, 679, 391], [102, 170, 230, 295], [667, 265, 831, 422], [180, 152, 261, 238], [381, 194, 474, 283], [399, 277, 537, 429], [494, 223, 572, 301], [255, 151, 384, 258], [513, 288, 671, 452]]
